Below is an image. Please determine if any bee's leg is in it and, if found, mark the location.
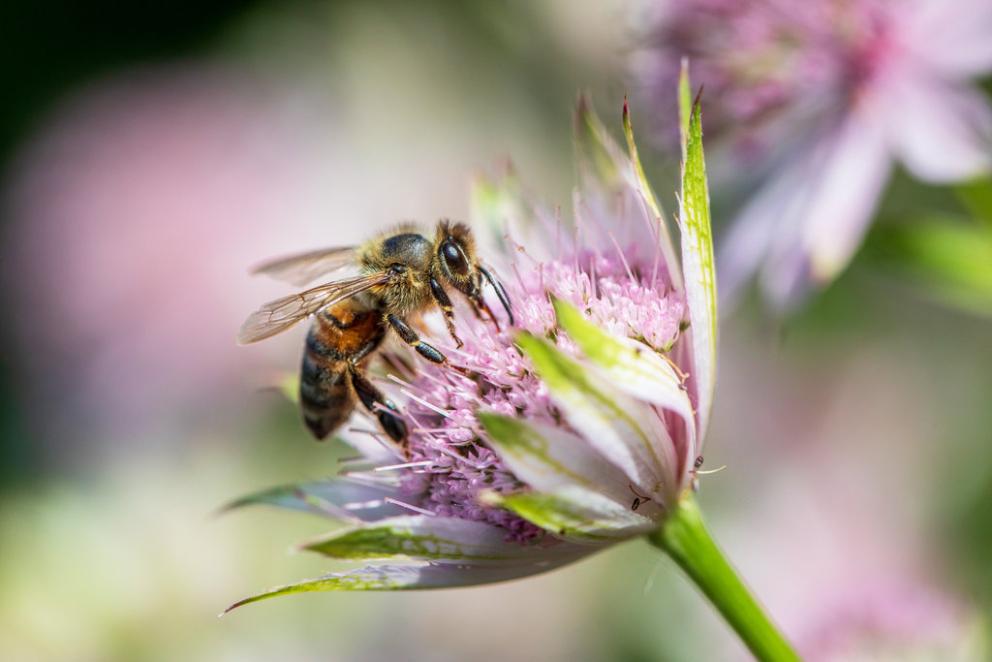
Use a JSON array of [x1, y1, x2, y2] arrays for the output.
[[479, 266, 514, 326], [472, 295, 501, 332], [428, 277, 463, 348], [351, 334, 382, 364], [349, 366, 407, 443], [386, 314, 446, 364]]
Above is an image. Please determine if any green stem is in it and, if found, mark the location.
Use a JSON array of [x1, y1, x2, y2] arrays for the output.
[[647, 494, 800, 662]]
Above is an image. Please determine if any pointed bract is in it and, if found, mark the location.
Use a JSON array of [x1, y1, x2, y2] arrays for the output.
[[490, 486, 655, 544], [220, 479, 403, 522], [678, 96, 718, 440], [480, 413, 635, 508], [302, 516, 574, 563], [225, 559, 582, 613], [622, 98, 682, 291]]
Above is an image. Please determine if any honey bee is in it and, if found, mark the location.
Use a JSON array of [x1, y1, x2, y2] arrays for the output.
[[239, 221, 513, 443]]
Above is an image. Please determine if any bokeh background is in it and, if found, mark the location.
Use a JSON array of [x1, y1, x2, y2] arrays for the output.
[[1, 1, 990, 660]]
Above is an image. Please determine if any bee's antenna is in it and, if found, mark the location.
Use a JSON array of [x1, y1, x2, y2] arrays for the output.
[[479, 265, 515, 326]]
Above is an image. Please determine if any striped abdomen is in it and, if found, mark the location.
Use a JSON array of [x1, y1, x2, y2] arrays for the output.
[[299, 300, 386, 440]]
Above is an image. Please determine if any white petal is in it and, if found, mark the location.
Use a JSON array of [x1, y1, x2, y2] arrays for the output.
[[719, 110, 893, 310], [479, 413, 635, 507], [899, 0, 992, 77], [302, 515, 583, 564], [788, 110, 893, 293], [883, 71, 992, 183], [717, 144, 811, 308]]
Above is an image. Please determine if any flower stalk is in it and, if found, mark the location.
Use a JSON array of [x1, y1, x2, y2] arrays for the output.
[[647, 494, 799, 662]]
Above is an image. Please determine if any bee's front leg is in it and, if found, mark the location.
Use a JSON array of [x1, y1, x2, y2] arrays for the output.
[[386, 314, 446, 364], [462, 272, 503, 332], [479, 266, 514, 327], [429, 277, 463, 348]]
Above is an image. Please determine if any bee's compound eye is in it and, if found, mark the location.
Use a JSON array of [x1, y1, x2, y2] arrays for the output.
[[441, 241, 469, 276]]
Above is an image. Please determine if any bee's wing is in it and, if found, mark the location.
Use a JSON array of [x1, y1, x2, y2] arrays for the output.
[[238, 273, 388, 344], [251, 246, 359, 287]]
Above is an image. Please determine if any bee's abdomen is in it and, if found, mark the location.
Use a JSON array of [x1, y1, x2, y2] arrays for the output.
[[299, 327, 354, 440]]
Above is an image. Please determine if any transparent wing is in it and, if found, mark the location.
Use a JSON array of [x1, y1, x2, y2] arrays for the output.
[[251, 246, 358, 287], [238, 273, 388, 344]]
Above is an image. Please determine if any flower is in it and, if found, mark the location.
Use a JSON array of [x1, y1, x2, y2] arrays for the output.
[[633, 0, 992, 308], [798, 577, 987, 661], [0, 66, 353, 444], [223, 89, 719, 609]]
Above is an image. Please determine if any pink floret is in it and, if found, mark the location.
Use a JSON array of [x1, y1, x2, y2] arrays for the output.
[[383, 251, 686, 543]]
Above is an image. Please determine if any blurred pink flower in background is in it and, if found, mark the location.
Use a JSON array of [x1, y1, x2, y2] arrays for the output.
[[721, 446, 986, 661], [0, 65, 359, 451], [634, 0, 992, 308], [799, 577, 983, 661], [709, 334, 989, 660]]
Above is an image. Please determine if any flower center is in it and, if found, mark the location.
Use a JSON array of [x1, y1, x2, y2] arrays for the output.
[[390, 253, 685, 543]]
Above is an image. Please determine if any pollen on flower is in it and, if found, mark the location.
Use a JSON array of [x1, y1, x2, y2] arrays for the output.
[[379, 246, 686, 544]]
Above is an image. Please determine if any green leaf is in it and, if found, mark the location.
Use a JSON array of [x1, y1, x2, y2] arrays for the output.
[[955, 176, 992, 225], [874, 216, 992, 317], [678, 87, 718, 440]]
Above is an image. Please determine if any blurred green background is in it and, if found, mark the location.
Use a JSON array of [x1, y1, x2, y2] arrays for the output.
[[1, 1, 990, 660]]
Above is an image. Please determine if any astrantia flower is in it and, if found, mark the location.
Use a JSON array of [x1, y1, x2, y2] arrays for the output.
[[634, 0, 992, 307], [226, 95, 714, 597], [227, 73, 797, 660]]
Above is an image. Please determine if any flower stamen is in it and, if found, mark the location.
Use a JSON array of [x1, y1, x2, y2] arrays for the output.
[[383, 497, 437, 517]]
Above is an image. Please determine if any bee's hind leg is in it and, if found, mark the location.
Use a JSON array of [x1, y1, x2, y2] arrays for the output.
[[349, 367, 407, 443]]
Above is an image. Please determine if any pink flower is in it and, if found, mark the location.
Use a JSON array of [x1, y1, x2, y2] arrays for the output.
[[0, 66, 343, 441], [223, 96, 720, 608], [634, 0, 992, 308], [798, 578, 985, 661]]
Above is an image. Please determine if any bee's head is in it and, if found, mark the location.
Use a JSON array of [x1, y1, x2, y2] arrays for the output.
[[434, 220, 514, 327], [434, 220, 479, 295]]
